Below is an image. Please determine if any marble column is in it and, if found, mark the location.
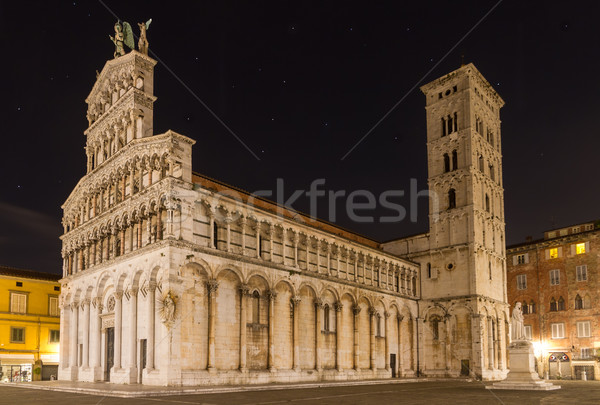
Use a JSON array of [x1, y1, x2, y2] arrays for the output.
[[129, 289, 138, 370], [315, 299, 323, 371], [488, 317, 494, 370], [207, 280, 218, 371], [93, 298, 103, 370], [445, 315, 452, 372], [353, 305, 361, 370], [113, 292, 123, 369], [369, 308, 377, 371], [292, 296, 301, 371], [70, 302, 79, 368], [240, 218, 247, 256], [239, 284, 249, 371], [335, 302, 343, 371], [147, 282, 156, 370], [268, 290, 277, 371], [82, 299, 90, 368], [397, 315, 404, 377], [384, 311, 391, 371]]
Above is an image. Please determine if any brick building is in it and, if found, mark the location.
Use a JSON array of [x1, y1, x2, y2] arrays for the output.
[[507, 220, 600, 380]]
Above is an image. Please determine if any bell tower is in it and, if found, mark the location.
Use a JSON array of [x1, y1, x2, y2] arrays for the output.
[[420, 62, 506, 302], [382, 63, 508, 380]]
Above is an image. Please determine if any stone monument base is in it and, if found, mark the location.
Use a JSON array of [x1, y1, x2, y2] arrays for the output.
[[487, 340, 560, 391]]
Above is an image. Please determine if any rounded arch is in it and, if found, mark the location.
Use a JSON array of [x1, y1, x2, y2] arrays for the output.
[[339, 291, 357, 306], [422, 302, 448, 320], [273, 278, 296, 297], [318, 285, 340, 303], [95, 271, 113, 297], [180, 260, 211, 279], [215, 264, 244, 283]]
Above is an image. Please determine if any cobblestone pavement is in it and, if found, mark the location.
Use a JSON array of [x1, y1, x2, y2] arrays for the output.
[[1, 380, 599, 404]]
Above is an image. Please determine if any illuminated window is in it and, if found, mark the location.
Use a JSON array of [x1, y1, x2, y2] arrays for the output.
[[549, 248, 558, 259], [576, 243, 586, 254]]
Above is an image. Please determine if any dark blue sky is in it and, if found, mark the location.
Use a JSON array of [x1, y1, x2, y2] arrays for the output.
[[1, 1, 599, 274]]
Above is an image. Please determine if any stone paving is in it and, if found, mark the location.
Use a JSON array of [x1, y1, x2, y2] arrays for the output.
[[1, 379, 600, 404]]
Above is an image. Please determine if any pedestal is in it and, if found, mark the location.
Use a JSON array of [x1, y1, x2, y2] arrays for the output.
[[487, 340, 560, 391]]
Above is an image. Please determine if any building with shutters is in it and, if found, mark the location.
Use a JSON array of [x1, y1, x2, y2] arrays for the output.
[[507, 220, 600, 380], [0, 266, 61, 382]]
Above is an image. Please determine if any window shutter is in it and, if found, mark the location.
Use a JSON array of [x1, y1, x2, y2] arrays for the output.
[[512, 255, 518, 266], [545, 249, 550, 260], [571, 244, 576, 256], [585, 242, 590, 253], [525, 253, 529, 264], [557, 247, 562, 257]]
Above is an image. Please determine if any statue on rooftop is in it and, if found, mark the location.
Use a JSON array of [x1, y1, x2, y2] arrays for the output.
[[138, 19, 152, 55], [109, 21, 134, 58]]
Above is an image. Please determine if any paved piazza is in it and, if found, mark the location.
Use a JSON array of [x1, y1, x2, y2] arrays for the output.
[[1, 380, 600, 404]]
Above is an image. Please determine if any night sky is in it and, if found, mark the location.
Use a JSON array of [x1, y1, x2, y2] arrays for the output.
[[1, 1, 599, 275]]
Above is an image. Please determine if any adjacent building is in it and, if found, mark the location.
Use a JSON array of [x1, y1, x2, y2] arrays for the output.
[[507, 220, 600, 380], [0, 266, 61, 382], [58, 36, 508, 385]]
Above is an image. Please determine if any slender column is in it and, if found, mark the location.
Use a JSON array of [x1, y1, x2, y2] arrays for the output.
[[384, 311, 390, 371], [397, 315, 404, 377], [497, 318, 505, 369], [147, 216, 152, 245], [82, 299, 90, 368], [147, 282, 156, 370], [315, 240, 321, 272], [129, 289, 138, 369], [293, 233, 299, 267], [268, 224, 274, 262], [255, 223, 261, 258], [69, 302, 79, 368], [378, 261, 382, 287], [94, 298, 103, 369], [137, 219, 143, 249], [226, 219, 231, 252], [292, 296, 301, 371], [445, 315, 452, 372], [268, 290, 277, 371], [240, 218, 247, 256], [207, 280, 218, 371], [335, 302, 343, 371], [239, 284, 249, 371], [103, 235, 109, 261], [369, 308, 377, 371], [353, 252, 358, 281], [326, 243, 331, 275], [353, 305, 361, 370], [130, 166, 135, 195], [412, 318, 418, 374], [120, 228, 125, 255], [315, 299, 323, 371], [77, 248, 83, 272], [487, 317, 494, 370], [113, 292, 123, 369], [138, 164, 144, 191]]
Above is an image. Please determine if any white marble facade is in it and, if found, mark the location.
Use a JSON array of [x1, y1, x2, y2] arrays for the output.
[[58, 51, 423, 386]]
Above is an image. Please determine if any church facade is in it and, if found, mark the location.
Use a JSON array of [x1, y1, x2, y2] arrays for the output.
[[58, 47, 507, 385]]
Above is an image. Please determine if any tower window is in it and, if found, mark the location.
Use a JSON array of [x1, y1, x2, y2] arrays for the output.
[[452, 150, 458, 170], [427, 263, 432, 279], [576, 265, 588, 281], [485, 194, 490, 212], [213, 222, 219, 249], [549, 269, 560, 286], [489, 164, 495, 181], [443, 153, 450, 173], [478, 155, 484, 172], [529, 301, 536, 314], [323, 304, 330, 331], [252, 291, 260, 324], [522, 301, 529, 314], [453, 112, 458, 132], [448, 188, 456, 209], [431, 317, 440, 340], [441, 117, 447, 137]]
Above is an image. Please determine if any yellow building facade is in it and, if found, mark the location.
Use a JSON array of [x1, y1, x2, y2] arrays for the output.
[[0, 266, 61, 382]]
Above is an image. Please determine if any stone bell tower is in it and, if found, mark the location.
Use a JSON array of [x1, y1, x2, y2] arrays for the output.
[[84, 51, 157, 173], [383, 63, 508, 380]]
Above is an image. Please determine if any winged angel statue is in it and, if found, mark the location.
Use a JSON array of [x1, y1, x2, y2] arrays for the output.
[[110, 19, 152, 58]]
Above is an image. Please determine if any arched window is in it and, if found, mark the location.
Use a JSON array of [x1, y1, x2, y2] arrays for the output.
[[558, 296, 565, 311], [453, 112, 458, 132], [485, 194, 490, 212], [448, 188, 456, 209], [550, 297, 557, 312], [323, 304, 330, 331], [584, 295, 591, 309], [452, 150, 458, 170], [252, 291, 260, 323], [478, 155, 484, 172], [489, 261, 492, 280], [489, 164, 495, 181], [522, 301, 529, 314], [431, 317, 440, 340], [575, 294, 583, 310], [443, 153, 450, 173], [530, 301, 536, 314], [395, 272, 400, 292]]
